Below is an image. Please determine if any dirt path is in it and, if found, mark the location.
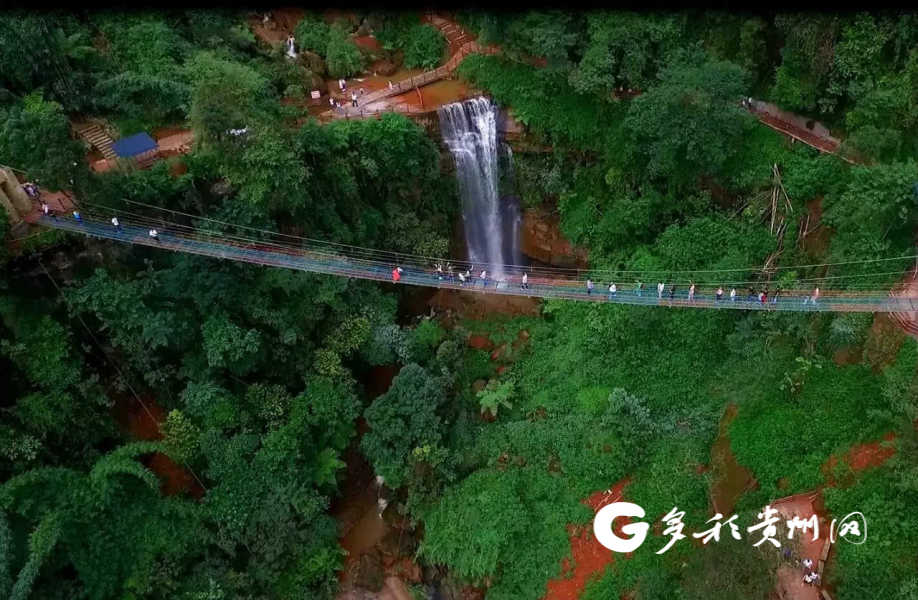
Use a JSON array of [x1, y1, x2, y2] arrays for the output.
[[542, 479, 630, 600], [772, 492, 826, 600]]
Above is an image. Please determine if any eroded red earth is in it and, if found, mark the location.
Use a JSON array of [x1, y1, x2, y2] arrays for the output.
[[542, 479, 630, 600]]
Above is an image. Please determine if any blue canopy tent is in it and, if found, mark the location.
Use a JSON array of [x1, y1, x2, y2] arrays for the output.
[[111, 133, 158, 169]]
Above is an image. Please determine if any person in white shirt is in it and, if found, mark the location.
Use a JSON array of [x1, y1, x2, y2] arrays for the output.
[[111, 216, 123, 232], [586, 279, 594, 295], [148, 228, 160, 242], [521, 272, 528, 290], [458, 271, 466, 286], [730, 288, 736, 302], [688, 282, 695, 302], [608, 282, 617, 300], [480, 270, 488, 288], [657, 281, 665, 299]]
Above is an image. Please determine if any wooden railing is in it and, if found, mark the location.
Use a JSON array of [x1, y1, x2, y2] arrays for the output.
[[323, 41, 499, 121]]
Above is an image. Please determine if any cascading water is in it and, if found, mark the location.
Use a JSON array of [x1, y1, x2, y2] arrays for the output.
[[438, 97, 521, 277]]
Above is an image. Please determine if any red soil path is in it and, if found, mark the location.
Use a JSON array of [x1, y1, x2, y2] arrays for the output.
[[542, 479, 630, 600]]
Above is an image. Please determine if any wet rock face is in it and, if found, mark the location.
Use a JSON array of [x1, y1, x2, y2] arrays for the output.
[[520, 207, 588, 268]]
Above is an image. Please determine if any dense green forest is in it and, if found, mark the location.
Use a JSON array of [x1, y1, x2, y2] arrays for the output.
[[1, 9, 917, 600]]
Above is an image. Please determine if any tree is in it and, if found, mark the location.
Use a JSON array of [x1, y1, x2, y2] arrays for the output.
[[325, 25, 363, 79], [186, 51, 275, 150], [770, 14, 840, 113], [0, 92, 83, 190], [570, 12, 683, 96], [1, 443, 202, 600], [294, 12, 331, 55], [0, 13, 99, 111], [402, 24, 446, 70], [623, 49, 753, 187], [361, 364, 451, 490]]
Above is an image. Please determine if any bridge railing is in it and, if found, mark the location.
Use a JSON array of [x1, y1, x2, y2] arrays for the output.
[[37, 212, 918, 315]]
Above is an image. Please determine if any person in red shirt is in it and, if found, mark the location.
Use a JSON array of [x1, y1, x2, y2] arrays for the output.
[[392, 267, 403, 283]]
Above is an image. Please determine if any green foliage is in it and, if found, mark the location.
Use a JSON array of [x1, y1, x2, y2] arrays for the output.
[[731, 362, 889, 500], [375, 15, 445, 69], [361, 364, 451, 491], [459, 54, 621, 149], [0, 92, 83, 190], [402, 24, 445, 70], [0, 13, 99, 111], [161, 410, 201, 463], [477, 379, 515, 417], [570, 12, 684, 95], [186, 51, 275, 150], [201, 312, 262, 373], [325, 26, 364, 79], [294, 12, 331, 55], [406, 318, 446, 365], [623, 49, 753, 187]]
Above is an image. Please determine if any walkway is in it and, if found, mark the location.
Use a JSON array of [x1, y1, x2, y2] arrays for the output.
[[73, 121, 117, 160], [35, 211, 918, 314], [322, 15, 498, 121], [747, 100, 864, 165]]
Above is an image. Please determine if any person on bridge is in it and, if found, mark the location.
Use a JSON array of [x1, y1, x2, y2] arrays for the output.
[[761, 289, 768, 304], [772, 289, 780, 304], [730, 287, 736, 302], [521, 272, 528, 290], [608, 282, 617, 300], [72, 210, 82, 223], [716, 286, 724, 302], [657, 281, 665, 299], [435, 262, 444, 281], [805, 286, 820, 306], [688, 282, 696, 302], [586, 279, 594, 296], [458, 270, 466, 286], [148, 228, 160, 242], [669, 286, 677, 301], [111, 216, 123, 232], [465, 268, 472, 285], [480, 269, 488, 288], [392, 266, 402, 283], [635, 281, 643, 297]]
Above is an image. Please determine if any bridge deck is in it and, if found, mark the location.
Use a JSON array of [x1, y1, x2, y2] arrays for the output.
[[40, 214, 917, 314]]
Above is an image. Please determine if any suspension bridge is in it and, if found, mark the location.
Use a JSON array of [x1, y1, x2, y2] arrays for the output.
[[34, 206, 918, 315]]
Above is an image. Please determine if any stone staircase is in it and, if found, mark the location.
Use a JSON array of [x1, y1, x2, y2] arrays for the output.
[[72, 121, 117, 159]]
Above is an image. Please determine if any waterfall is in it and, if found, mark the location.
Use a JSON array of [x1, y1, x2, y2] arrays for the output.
[[438, 97, 521, 278]]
